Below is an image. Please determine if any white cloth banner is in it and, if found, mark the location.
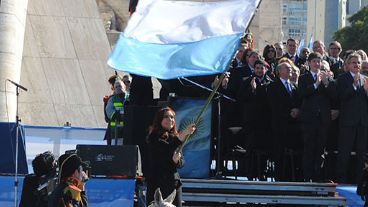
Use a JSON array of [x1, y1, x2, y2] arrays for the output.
[[108, 0, 260, 79], [125, 0, 260, 44]]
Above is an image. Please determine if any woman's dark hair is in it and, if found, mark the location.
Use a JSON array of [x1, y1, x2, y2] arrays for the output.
[[262, 44, 276, 61], [32, 151, 56, 177], [148, 107, 179, 139]]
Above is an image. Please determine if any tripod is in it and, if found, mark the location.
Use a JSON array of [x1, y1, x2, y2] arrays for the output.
[[7, 79, 28, 207]]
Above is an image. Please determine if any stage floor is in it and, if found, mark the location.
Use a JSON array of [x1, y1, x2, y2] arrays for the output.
[[0, 175, 363, 207]]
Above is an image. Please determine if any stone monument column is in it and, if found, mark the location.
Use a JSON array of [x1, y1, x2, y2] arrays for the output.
[[0, 0, 29, 122]]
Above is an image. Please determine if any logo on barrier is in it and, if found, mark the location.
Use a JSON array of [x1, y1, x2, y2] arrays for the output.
[[95, 154, 114, 162]]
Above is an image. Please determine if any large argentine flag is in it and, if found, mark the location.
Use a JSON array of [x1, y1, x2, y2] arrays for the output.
[[108, 0, 260, 80]]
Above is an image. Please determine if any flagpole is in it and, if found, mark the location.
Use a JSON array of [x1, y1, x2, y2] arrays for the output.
[[177, 0, 262, 153], [177, 72, 227, 153]]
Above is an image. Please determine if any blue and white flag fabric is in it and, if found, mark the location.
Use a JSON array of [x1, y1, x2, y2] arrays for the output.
[[297, 36, 305, 56], [108, 0, 260, 80], [308, 34, 314, 50], [172, 97, 212, 178]]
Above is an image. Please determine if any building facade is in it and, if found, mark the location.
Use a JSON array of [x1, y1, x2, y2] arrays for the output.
[[254, 0, 366, 51], [306, 0, 347, 46], [253, 0, 308, 51], [281, 0, 308, 42]]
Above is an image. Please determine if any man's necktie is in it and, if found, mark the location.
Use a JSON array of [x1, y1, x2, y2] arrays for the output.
[[285, 82, 292, 95]]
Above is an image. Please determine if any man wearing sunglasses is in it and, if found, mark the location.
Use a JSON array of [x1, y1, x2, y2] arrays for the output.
[[328, 41, 344, 78], [49, 154, 89, 207]]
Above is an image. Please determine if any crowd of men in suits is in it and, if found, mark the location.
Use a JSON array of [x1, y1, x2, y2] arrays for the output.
[[216, 38, 368, 184], [106, 36, 368, 184]]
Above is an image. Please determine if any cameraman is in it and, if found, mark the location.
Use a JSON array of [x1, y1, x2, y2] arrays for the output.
[[19, 151, 57, 207], [49, 153, 88, 207]]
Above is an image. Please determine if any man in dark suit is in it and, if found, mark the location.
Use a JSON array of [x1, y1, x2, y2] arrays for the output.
[[336, 53, 368, 183], [237, 59, 273, 179], [228, 51, 259, 97], [297, 47, 311, 74], [328, 41, 344, 78], [298, 52, 337, 181], [283, 38, 299, 65], [237, 60, 273, 148], [312, 40, 333, 67], [230, 46, 247, 69], [223, 51, 259, 127], [267, 62, 301, 181]]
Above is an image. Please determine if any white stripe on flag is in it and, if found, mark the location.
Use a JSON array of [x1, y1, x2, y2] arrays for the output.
[[108, 0, 260, 79], [125, 0, 260, 44]]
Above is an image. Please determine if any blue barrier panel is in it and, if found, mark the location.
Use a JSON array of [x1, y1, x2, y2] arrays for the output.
[[0, 176, 135, 207], [86, 178, 135, 207], [172, 97, 212, 178], [0, 176, 24, 207], [0, 123, 27, 174], [336, 185, 364, 206]]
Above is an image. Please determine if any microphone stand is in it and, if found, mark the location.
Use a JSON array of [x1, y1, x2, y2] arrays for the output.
[[7, 79, 28, 207], [179, 77, 235, 177], [180, 77, 234, 102], [114, 71, 119, 146]]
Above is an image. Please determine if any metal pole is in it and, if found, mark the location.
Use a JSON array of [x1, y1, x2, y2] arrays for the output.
[[216, 96, 222, 176], [177, 72, 227, 152], [14, 87, 19, 207], [177, 0, 263, 151], [6, 80, 28, 207]]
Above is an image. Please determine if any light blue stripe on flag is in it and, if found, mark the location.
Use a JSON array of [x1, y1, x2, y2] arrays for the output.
[[297, 37, 305, 56], [308, 34, 314, 50], [108, 33, 242, 80], [172, 97, 212, 178]]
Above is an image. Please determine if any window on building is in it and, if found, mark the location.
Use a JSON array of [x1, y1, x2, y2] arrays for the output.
[[288, 28, 302, 37], [288, 17, 302, 25], [282, 17, 287, 25]]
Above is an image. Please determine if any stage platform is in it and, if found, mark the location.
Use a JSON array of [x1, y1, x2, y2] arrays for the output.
[[0, 125, 361, 206], [181, 178, 347, 206], [0, 176, 364, 206]]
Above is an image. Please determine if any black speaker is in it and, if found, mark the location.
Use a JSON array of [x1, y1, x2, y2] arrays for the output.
[[76, 145, 141, 177]]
